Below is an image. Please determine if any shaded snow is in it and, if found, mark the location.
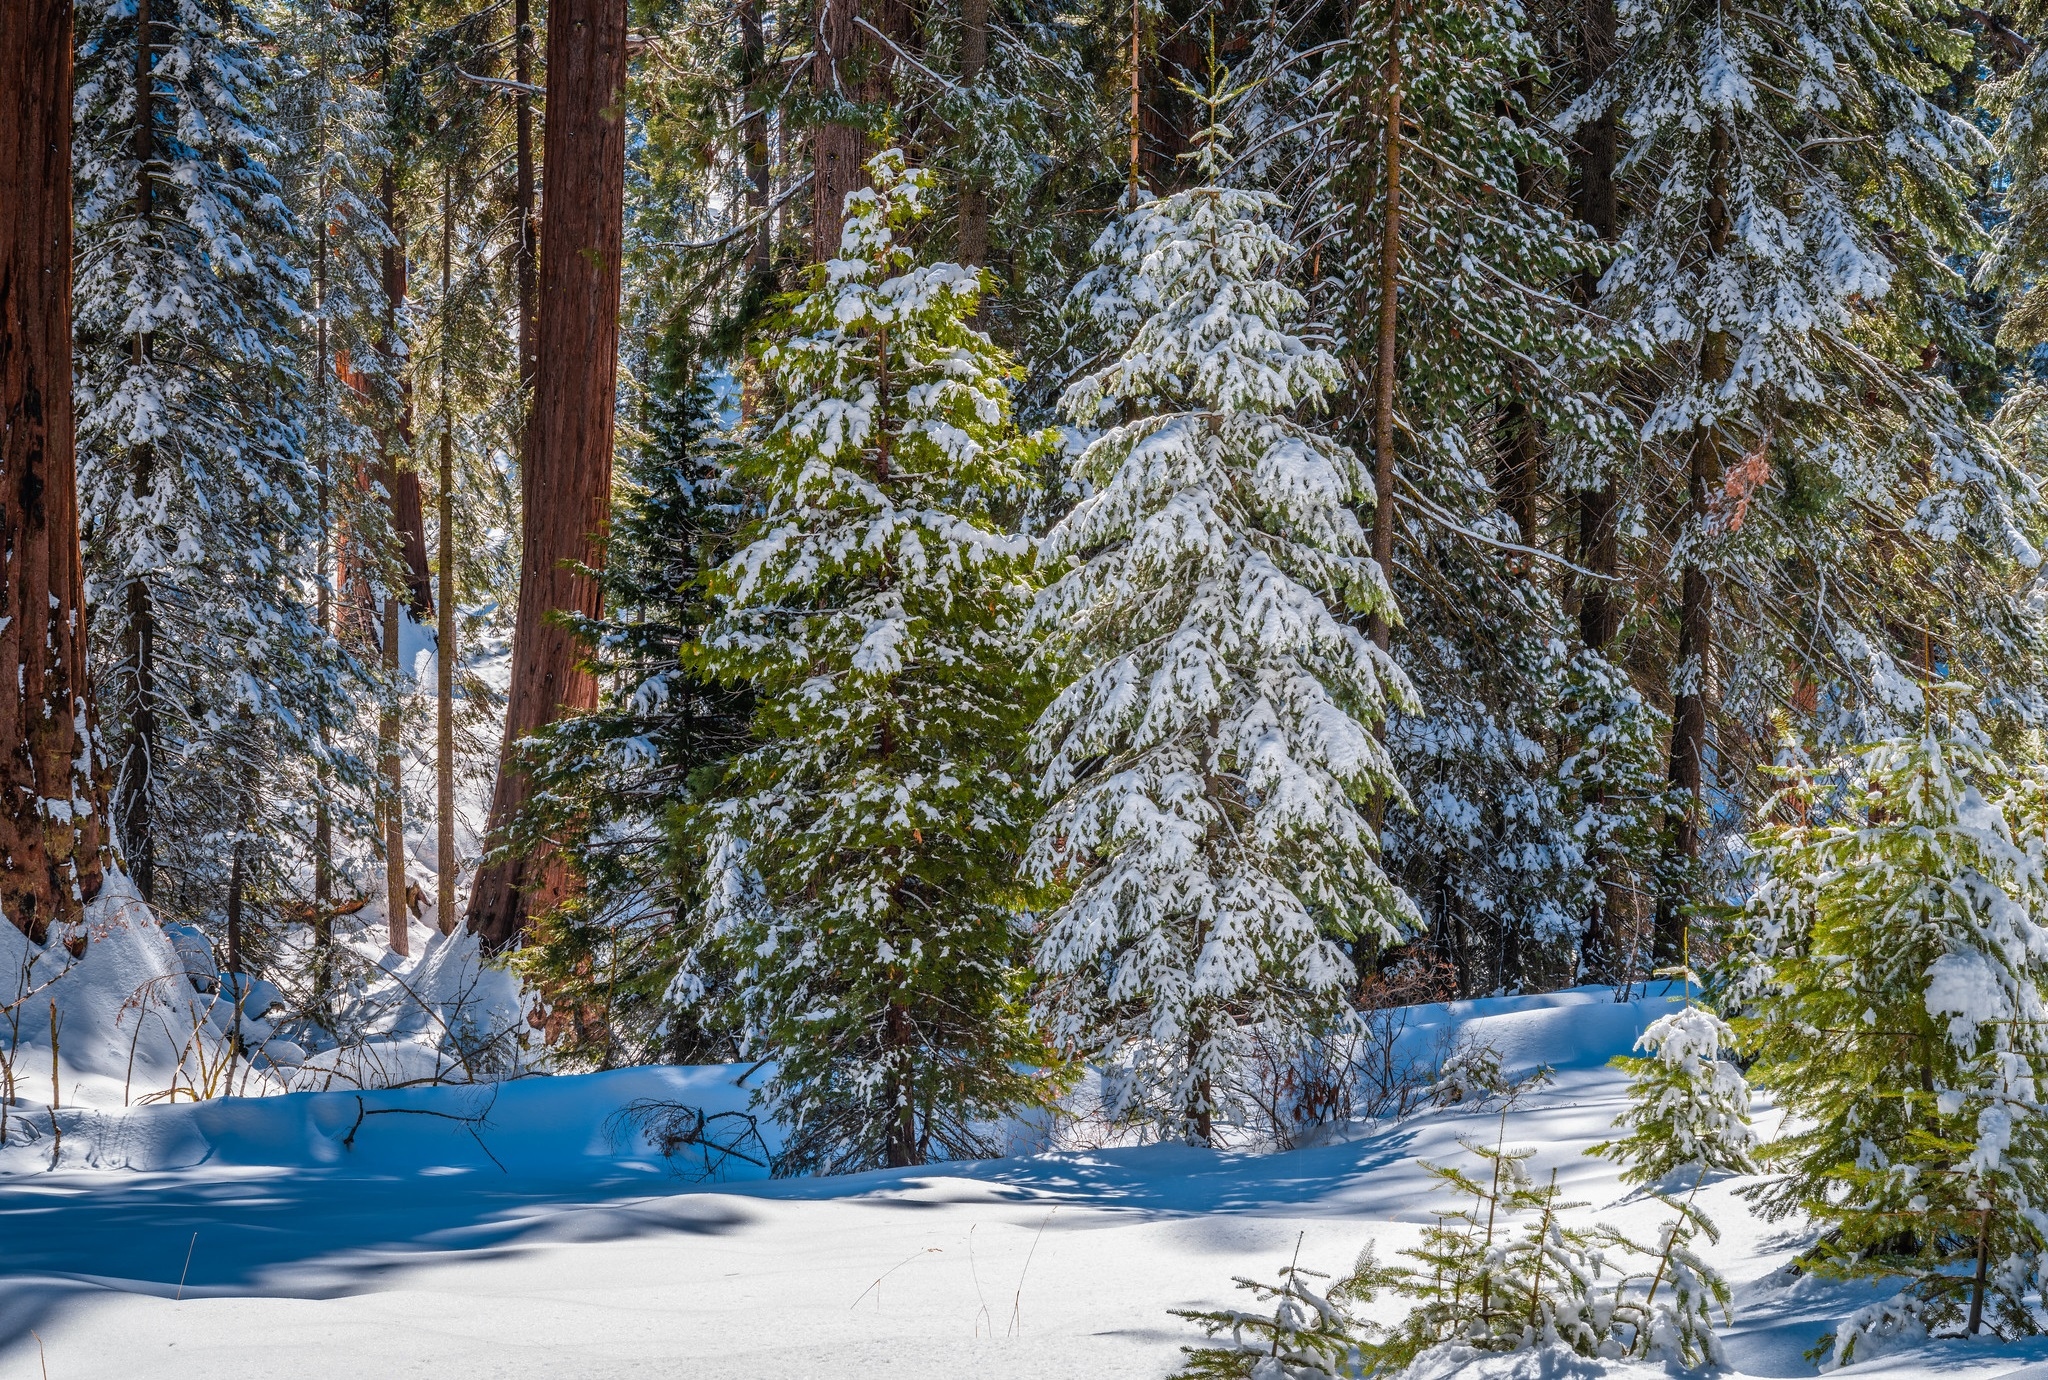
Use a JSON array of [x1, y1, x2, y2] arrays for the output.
[[5, 987, 2045, 1379]]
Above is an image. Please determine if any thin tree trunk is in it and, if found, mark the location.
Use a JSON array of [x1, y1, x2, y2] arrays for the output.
[[379, 163, 411, 958], [466, 0, 627, 950], [383, 588, 408, 955], [0, 0, 110, 941], [1968, 1206, 1991, 1335], [737, 0, 772, 422], [1656, 119, 1731, 969], [121, 0, 158, 903], [957, 0, 988, 267], [1367, 0, 1403, 656], [224, 833, 246, 975], [1127, 0, 1140, 195], [437, 165, 458, 936], [1572, 0, 1625, 983], [313, 83, 334, 1008]]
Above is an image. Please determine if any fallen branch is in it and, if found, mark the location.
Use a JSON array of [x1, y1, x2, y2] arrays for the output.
[[340, 1088, 507, 1173]]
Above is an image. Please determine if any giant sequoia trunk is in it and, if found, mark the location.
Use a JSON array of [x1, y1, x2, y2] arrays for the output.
[[810, 0, 912, 261], [0, 0, 109, 941], [466, 0, 627, 950]]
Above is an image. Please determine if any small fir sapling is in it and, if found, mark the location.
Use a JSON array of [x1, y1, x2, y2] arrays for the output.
[[683, 150, 1061, 1174], [1589, 993, 1758, 1187], [1733, 711, 2048, 1348], [1174, 1127, 1730, 1377], [1027, 76, 1417, 1147]]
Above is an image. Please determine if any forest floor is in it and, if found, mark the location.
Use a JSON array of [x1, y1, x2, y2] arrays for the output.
[[4, 988, 2044, 1379]]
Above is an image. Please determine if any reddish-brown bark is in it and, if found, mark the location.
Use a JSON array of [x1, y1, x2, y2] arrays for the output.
[[0, 0, 109, 941], [810, 0, 912, 262], [466, 0, 627, 950]]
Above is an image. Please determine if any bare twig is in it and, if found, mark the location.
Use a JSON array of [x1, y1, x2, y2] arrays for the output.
[[1008, 1206, 1056, 1336]]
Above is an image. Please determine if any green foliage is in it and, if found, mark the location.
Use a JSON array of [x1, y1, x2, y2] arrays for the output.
[[1589, 993, 1758, 1188], [1732, 713, 2048, 1342], [1173, 1130, 1730, 1377], [516, 347, 752, 1067], [683, 152, 1066, 1173]]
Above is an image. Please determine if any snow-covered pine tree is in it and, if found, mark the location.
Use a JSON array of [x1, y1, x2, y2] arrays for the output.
[[74, 0, 352, 937], [1027, 94, 1415, 1147], [684, 151, 1058, 1173], [1317, 0, 1640, 992], [1734, 710, 2048, 1342], [1589, 996, 1758, 1188], [1563, 0, 2048, 965]]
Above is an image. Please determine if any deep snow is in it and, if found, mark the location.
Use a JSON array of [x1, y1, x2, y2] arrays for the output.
[[6, 987, 2047, 1379]]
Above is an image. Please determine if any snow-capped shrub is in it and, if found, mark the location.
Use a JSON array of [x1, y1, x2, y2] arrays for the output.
[[1174, 1134, 1729, 1376], [1590, 1000, 1757, 1186]]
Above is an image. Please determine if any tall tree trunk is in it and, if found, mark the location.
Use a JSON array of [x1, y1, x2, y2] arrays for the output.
[[515, 0, 538, 402], [812, 0, 863, 261], [740, 0, 772, 279], [0, 0, 110, 941], [1127, 0, 1141, 195], [956, 0, 988, 267], [1366, 0, 1403, 655], [436, 165, 458, 936], [312, 48, 335, 1006], [466, 0, 627, 950], [121, 0, 157, 903], [810, 0, 909, 261], [379, 163, 412, 957], [376, 99, 432, 622], [1572, 0, 1626, 984], [1656, 120, 1731, 969]]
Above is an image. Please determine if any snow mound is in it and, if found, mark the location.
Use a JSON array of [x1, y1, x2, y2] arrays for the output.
[[1400, 1345, 1662, 1380]]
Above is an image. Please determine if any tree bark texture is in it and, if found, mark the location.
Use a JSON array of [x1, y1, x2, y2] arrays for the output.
[[436, 167, 458, 936], [382, 586, 408, 955], [740, 0, 773, 278], [515, 0, 538, 399], [379, 166, 433, 620], [0, 0, 110, 941], [810, 0, 911, 261], [466, 0, 627, 950], [956, 0, 988, 267]]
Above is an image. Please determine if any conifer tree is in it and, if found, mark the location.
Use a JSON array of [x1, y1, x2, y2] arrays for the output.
[[684, 152, 1058, 1172], [73, 0, 346, 928], [1027, 95, 1415, 1147], [1318, 0, 1638, 992], [275, 0, 400, 968], [1565, 0, 2048, 963], [519, 351, 751, 1065], [1591, 997, 1758, 1188], [1734, 713, 2048, 1342]]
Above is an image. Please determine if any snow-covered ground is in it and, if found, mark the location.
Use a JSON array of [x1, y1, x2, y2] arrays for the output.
[[6, 988, 2046, 1379]]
